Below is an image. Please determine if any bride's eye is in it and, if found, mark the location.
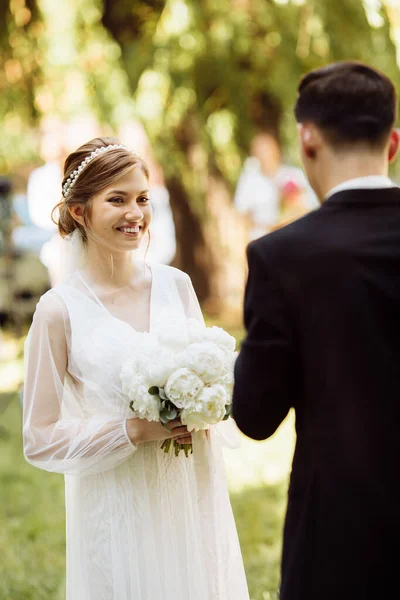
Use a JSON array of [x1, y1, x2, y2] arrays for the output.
[[138, 196, 150, 204], [108, 197, 124, 204]]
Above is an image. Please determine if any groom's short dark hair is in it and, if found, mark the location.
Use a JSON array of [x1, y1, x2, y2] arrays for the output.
[[294, 61, 397, 148]]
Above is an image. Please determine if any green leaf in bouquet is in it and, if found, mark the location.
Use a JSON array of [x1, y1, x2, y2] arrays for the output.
[[165, 406, 178, 420], [223, 404, 233, 421], [159, 410, 171, 425], [159, 388, 168, 400], [148, 386, 159, 396], [160, 404, 179, 431], [129, 400, 135, 412]]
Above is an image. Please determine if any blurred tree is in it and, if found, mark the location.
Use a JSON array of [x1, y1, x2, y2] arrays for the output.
[[1, 0, 399, 310], [0, 0, 44, 167], [100, 0, 399, 309]]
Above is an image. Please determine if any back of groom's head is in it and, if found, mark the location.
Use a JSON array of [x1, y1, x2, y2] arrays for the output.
[[294, 61, 397, 148]]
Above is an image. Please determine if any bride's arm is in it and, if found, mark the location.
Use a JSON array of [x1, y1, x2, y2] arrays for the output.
[[22, 292, 137, 476]]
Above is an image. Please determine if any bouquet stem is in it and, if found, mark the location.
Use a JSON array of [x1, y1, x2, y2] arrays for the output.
[[160, 439, 193, 457], [160, 439, 173, 453]]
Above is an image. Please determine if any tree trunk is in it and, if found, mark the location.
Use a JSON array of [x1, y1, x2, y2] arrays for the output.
[[167, 174, 212, 303], [168, 171, 247, 315]]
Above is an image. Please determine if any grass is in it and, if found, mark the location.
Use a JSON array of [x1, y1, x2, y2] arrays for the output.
[[0, 325, 296, 600], [223, 415, 295, 599], [231, 485, 286, 600], [0, 397, 66, 600]]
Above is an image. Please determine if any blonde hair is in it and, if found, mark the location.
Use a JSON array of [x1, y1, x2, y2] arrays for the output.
[[52, 136, 150, 243]]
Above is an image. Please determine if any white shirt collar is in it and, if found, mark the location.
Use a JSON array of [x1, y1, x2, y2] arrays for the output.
[[325, 176, 397, 201]]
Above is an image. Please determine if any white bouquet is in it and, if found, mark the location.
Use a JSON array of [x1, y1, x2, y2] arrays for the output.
[[120, 318, 236, 456]]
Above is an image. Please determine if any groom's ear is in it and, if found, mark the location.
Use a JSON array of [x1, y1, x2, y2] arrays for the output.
[[298, 123, 321, 159], [68, 205, 85, 227], [388, 129, 400, 163]]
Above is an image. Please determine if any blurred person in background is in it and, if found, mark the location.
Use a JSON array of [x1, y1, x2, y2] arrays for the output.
[[11, 172, 53, 256], [233, 61, 400, 600], [26, 124, 66, 287], [233, 131, 318, 241]]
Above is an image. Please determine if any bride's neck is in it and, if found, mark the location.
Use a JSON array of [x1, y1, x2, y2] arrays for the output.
[[82, 244, 143, 289]]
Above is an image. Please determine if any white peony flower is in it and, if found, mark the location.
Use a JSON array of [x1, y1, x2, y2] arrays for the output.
[[220, 368, 234, 399], [204, 326, 236, 352], [126, 374, 161, 422], [120, 359, 137, 393], [172, 350, 188, 371], [217, 350, 237, 399], [164, 367, 204, 409], [141, 347, 177, 388], [181, 384, 228, 431], [186, 318, 208, 344], [157, 319, 190, 352], [185, 342, 225, 384], [123, 333, 159, 376], [120, 321, 236, 432]]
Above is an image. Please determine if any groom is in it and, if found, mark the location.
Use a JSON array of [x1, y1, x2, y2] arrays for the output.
[[232, 61, 400, 600]]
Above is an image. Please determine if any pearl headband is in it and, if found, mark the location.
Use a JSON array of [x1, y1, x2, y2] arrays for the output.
[[62, 144, 136, 198]]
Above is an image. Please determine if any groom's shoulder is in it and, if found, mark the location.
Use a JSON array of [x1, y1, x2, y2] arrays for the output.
[[249, 207, 322, 260]]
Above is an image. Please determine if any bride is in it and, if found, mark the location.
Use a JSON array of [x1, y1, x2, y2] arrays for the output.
[[22, 137, 249, 600]]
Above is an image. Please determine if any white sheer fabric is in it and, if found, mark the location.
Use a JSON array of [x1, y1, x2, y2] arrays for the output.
[[59, 230, 86, 283], [23, 263, 249, 600]]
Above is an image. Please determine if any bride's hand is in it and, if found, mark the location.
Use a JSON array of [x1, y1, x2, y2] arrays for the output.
[[126, 418, 192, 445]]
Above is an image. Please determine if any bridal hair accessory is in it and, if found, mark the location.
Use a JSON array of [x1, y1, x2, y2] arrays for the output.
[[62, 144, 136, 198]]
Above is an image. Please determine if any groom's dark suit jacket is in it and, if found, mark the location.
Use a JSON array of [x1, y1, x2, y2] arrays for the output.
[[233, 187, 400, 600]]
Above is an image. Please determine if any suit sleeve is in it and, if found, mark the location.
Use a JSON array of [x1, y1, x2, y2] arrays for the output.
[[232, 242, 296, 440]]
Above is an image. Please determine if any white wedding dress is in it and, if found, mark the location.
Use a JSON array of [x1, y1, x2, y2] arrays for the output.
[[23, 262, 249, 600]]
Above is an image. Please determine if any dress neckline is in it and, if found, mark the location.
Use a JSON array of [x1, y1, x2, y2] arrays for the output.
[[75, 263, 154, 334]]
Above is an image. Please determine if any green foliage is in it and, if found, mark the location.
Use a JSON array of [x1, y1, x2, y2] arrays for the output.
[[0, 0, 43, 123], [0, 398, 66, 600], [1, 1, 399, 177], [0, 0, 45, 169], [1, 0, 400, 298], [101, 0, 400, 187], [231, 483, 286, 599], [0, 1, 398, 178]]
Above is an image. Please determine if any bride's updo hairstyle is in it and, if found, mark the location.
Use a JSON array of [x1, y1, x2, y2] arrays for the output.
[[53, 136, 150, 243]]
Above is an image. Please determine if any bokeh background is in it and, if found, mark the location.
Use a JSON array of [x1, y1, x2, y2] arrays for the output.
[[1, 1, 400, 598]]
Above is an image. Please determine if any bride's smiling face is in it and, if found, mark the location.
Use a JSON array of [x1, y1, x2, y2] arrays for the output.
[[87, 166, 152, 253]]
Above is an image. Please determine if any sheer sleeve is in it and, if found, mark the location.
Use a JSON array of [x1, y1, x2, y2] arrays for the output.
[[23, 292, 137, 476], [176, 273, 205, 325], [176, 272, 241, 449]]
